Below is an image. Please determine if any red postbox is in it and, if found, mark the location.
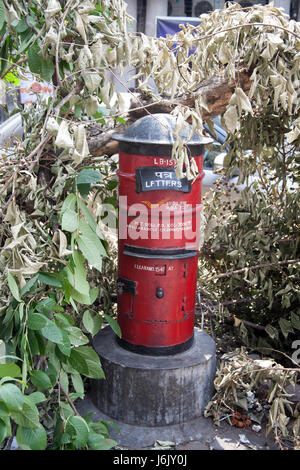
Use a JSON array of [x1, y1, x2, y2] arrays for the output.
[[113, 114, 211, 355]]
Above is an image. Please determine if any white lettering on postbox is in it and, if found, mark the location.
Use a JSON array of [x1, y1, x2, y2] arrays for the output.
[[153, 158, 176, 167]]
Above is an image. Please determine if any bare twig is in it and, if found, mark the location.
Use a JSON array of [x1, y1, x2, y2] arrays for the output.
[[235, 367, 299, 378], [201, 258, 300, 284], [53, 82, 84, 117], [250, 347, 300, 367], [195, 307, 266, 331], [55, 0, 76, 88], [0, 173, 14, 197], [0, 58, 28, 80], [187, 22, 300, 44], [59, 382, 80, 416]]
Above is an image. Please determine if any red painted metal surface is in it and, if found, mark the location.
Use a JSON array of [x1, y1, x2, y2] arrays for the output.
[[118, 153, 204, 250], [117, 255, 198, 348], [113, 114, 209, 354]]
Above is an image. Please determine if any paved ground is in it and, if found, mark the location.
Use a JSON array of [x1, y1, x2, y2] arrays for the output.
[[174, 420, 277, 451], [126, 418, 278, 451], [77, 395, 280, 451]]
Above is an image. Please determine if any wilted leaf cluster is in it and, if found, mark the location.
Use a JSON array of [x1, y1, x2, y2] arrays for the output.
[[205, 348, 299, 449]]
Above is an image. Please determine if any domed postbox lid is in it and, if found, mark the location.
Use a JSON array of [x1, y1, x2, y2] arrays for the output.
[[112, 113, 212, 157]]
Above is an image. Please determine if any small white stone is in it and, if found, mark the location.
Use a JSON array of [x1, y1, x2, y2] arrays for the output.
[[252, 425, 262, 433], [239, 434, 251, 444]]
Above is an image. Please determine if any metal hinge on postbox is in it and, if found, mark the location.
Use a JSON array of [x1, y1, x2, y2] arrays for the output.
[[117, 277, 137, 295]]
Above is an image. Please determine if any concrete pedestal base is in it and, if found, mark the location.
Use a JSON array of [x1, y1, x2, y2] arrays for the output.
[[78, 326, 216, 447]]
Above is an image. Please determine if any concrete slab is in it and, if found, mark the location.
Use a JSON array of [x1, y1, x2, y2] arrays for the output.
[[76, 395, 215, 448], [89, 326, 216, 428], [76, 396, 278, 450]]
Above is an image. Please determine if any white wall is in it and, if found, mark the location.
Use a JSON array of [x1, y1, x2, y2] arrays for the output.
[[145, 0, 169, 37], [112, 0, 138, 92], [272, 0, 291, 16]]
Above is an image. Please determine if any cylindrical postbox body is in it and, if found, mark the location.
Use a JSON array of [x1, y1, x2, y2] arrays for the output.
[[113, 114, 211, 355]]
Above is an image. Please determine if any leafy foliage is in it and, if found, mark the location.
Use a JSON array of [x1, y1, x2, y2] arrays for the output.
[[199, 156, 300, 354], [0, 0, 299, 450], [204, 348, 299, 449]]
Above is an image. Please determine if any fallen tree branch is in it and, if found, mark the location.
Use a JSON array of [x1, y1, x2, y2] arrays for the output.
[[201, 258, 300, 284], [129, 68, 252, 121], [88, 67, 252, 157], [195, 308, 266, 331]]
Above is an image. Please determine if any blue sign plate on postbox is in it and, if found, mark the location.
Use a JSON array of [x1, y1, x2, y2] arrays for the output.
[[135, 167, 191, 193]]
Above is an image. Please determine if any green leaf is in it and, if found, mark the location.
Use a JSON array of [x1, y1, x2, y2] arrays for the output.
[[28, 44, 43, 75], [34, 331, 46, 356], [66, 416, 89, 448], [41, 321, 64, 344], [77, 220, 106, 272], [77, 199, 98, 233], [59, 401, 74, 421], [83, 310, 102, 336], [89, 288, 99, 304], [59, 369, 69, 394], [77, 169, 102, 185], [68, 346, 105, 379], [3, 304, 14, 325], [74, 103, 82, 119], [69, 295, 78, 312], [11, 395, 40, 429], [106, 180, 118, 191], [61, 193, 77, 215], [20, 274, 39, 297], [7, 273, 21, 302], [117, 117, 126, 125], [16, 424, 47, 450], [0, 363, 21, 378], [89, 420, 109, 437], [291, 313, 300, 330], [0, 1, 6, 31], [36, 297, 56, 314], [265, 324, 279, 340], [70, 290, 93, 306], [64, 326, 89, 347], [71, 372, 84, 395], [27, 312, 48, 330], [103, 314, 121, 338], [41, 58, 54, 83], [30, 370, 52, 391], [28, 329, 40, 355], [62, 209, 78, 232], [14, 17, 29, 33], [16, 29, 35, 54], [0, 400, 8, 416], [38, 272, 62, 288], [54, 313, 75, 327], [57, 329, 71, 356], [68, 251, 90, 296], [77, 183, 90, 199], [0, 418, 8, 444], [44, 363, 59, 387], [279, 318, 294, 339], [101, 419, 120, 434], [68, 348, 89, 376], [0, 383, 24, 411], [87, 433, 117, 450], [28, 391, 46, 405]]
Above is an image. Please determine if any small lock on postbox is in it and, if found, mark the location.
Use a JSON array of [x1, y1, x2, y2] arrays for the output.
[[112, 114, 212, 355]]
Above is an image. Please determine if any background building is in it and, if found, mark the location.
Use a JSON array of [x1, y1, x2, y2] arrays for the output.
[[112, 0, 299, 91], [128, 0, 299, 38]]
